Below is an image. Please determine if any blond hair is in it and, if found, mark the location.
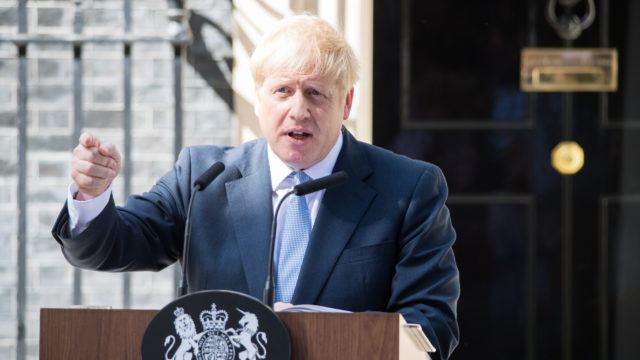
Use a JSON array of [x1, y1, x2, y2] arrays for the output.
[[250, 15, 359, 93]]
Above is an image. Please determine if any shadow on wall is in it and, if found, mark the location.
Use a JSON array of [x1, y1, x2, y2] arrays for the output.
[[188, 9, 234, 110]]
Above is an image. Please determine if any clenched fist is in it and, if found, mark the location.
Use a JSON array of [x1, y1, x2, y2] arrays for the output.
[[71, 132, 122, 200]]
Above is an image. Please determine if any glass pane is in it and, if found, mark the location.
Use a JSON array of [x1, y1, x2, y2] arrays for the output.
[[606, 200, 640, 360], [608, 1, 640, 123], [451, 202, 531, 359], [405, 0, 529, 123]]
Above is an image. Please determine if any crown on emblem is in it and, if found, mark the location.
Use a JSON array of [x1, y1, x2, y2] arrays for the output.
[[174, 307, 185, 318], [200, 303, 228, 331]]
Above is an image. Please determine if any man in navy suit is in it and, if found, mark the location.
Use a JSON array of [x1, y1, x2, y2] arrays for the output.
[[52, 15, 460, 359]]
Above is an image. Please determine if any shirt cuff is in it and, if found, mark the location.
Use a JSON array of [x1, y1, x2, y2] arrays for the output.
[[67, 183, 113, 236]]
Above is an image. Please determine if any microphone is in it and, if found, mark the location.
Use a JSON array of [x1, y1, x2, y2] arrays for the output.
[[293, 170, 349, 196], [194, 162, 225, 191], [177, 162, 225, 297], [263, 171, 349, 308]]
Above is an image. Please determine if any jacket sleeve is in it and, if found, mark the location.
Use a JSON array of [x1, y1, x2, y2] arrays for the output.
[[388, 164, 460, 360], [51, 148, 194, 272]]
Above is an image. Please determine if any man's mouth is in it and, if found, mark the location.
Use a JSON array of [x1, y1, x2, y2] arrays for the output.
[[288, 131, 311, 140]]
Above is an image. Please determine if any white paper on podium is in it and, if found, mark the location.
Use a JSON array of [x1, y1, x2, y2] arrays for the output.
[[403, 322, 436, 353], [275, 303, 351, 313]]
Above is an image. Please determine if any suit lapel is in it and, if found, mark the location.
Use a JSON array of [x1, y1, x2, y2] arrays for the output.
[[225, 141, 273, 300], [292, 130, 376, 304]]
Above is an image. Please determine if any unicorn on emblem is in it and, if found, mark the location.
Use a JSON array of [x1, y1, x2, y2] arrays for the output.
[[228, 309, 268, 360]]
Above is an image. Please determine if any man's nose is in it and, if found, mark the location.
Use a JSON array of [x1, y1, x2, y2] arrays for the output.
[[288, 92, 311, 121]]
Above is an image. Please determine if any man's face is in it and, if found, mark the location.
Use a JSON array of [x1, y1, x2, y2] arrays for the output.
[[255, 74, 354, 170]]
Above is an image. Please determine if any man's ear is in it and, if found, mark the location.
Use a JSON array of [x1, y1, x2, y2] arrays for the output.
[[342, 87, 355, 120]]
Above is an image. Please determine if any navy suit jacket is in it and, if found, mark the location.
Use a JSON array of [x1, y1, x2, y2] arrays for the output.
[[52, 129, 460, 359]]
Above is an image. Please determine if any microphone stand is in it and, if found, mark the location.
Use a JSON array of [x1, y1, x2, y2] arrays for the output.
[[177, 183, 202, 297], [177, 162, 225, 297], [263, 190, 295, 308]]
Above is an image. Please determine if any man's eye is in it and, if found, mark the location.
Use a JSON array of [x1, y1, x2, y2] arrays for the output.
[[275, 87, 289, 93], [307, 89, 322, 96]]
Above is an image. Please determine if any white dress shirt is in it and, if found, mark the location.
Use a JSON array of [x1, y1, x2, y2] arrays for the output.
[[268, 132, 343, 268], [67, 182, 113, 237]]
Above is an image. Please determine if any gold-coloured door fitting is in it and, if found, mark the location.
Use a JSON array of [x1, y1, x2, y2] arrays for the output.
[[520, 48, 618, 92], [551, 141, 585, 175]]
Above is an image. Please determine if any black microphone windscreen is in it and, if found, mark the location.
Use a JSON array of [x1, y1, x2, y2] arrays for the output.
[[293, 171, 348, 196], [194, 162, 225, 191]]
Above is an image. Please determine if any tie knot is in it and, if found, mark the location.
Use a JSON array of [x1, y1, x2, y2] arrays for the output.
[[292, 171, 311, 185]]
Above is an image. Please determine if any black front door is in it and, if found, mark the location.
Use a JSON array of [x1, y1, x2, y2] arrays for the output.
[[373, 0, 640, 359]]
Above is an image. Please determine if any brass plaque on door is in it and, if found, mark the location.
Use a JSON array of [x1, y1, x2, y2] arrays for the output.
[[521, 48, 618, 92], [551, 141, 584, 175]]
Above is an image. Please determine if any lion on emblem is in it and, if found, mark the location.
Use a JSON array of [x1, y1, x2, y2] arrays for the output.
[[164, 307, 200, 360]]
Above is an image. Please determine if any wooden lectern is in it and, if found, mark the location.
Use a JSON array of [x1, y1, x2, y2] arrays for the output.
[[40, 308, 431, 359]]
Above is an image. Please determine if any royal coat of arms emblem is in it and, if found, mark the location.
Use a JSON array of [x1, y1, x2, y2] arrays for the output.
[[164, 303, 268, 360], [141, 290, 290, 360]]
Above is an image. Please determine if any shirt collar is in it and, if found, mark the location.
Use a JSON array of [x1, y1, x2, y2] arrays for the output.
[[268, 131, 344, 191]]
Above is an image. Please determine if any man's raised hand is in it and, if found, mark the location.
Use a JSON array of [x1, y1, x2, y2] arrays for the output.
[[70, 132, 122, 200]]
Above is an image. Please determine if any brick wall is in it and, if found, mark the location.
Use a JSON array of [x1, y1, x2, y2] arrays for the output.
[[0, 0, 233, 358]]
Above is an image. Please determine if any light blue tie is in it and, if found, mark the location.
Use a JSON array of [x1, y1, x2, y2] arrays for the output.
[[275, 171, 312, 303]]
